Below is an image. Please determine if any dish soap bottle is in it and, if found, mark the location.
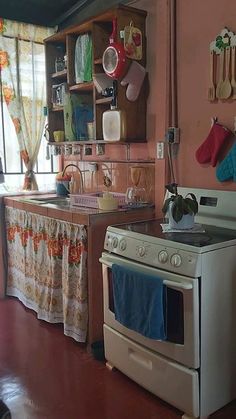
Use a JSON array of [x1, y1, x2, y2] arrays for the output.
[[102, 80, 126, 142]]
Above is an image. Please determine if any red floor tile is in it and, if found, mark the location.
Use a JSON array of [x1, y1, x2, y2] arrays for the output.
[[0, 298, 235, 419]]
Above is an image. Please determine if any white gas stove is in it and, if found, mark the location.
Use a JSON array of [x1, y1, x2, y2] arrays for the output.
[[100, 188, 236, 419]]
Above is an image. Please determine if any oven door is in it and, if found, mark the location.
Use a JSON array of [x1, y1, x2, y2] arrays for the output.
[[100, 252, 199, 369]]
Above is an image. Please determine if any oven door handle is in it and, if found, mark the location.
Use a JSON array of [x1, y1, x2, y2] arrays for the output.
[[99, 257, 113, 268], [163, 279, 193, 290], [100, 258, 193, 291]]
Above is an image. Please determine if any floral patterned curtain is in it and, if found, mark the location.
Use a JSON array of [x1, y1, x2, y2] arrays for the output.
[[5, 206, 88, 343], [0, 18, 55, 190]]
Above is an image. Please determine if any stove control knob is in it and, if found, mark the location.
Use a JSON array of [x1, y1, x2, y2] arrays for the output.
[[158, 250, 168, 264], [170, 254, 182, 267], [138, 246, 146, 257], [111, 236, 119, 249], [119, 239, 127, 251]]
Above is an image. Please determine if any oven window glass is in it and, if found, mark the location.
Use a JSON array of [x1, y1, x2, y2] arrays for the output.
[[166, 288, 184, 344], [107, 268, 184, 344], [108, 269, 114, 312]]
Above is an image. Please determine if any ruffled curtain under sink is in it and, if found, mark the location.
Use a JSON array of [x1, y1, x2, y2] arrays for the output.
[[5, 207, 88, 343]]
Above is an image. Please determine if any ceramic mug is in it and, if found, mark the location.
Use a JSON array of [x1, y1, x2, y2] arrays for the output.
[[53, 130, 65, 142]]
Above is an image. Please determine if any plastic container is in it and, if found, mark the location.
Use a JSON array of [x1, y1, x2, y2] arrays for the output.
[[70, 192, 126, 208], [56, 180, 70, 196], [97, 194, 118, 210]]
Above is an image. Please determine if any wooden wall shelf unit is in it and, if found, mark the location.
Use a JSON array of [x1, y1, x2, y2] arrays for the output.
[[44, 5, 147, 145]]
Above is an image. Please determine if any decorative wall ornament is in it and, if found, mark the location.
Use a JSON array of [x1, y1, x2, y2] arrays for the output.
[[208, 27, 236, 101]]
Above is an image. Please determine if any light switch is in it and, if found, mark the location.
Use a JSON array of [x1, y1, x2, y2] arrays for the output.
[[157, 142, 164, 159]]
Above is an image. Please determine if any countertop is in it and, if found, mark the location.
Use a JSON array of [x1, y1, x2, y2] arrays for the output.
[[4, 194, 154, 226], [4, 193, 155, 345]]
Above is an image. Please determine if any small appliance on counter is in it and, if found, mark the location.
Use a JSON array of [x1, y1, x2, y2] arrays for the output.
[[125, 166, 147, 205]]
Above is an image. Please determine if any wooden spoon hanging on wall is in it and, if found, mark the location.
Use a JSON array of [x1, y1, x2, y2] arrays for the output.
[[216, 49, 224, 99], [219, 47, 232, 99], [231, 46, 236, 99]]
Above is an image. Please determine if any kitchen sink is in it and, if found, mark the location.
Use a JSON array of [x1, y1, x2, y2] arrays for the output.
[[21, 196, 70, 206]]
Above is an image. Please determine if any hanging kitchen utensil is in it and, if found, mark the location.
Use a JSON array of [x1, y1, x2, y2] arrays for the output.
[[216, 49, 224, 99], [124, 21, 142, 60], [102, 18, 126, 79], [220, 46, 232, 99], [231, 46, 236, 99], [208, 50, 215, 101]]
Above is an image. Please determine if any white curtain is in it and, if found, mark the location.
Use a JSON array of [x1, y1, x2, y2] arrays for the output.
[[0, 18, 55, 190]]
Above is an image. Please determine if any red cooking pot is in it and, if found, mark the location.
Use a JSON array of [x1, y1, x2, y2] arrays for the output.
[[102, 18, 126, 79]]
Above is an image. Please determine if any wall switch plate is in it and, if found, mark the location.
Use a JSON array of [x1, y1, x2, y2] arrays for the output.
[[156, 141, 164, 159], [166, 127, 180, 144]]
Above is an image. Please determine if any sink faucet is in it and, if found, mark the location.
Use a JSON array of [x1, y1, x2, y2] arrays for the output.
[[62, 164, 84, 194]]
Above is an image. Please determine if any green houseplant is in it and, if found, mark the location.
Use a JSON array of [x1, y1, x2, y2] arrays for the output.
[[162, 183, 198, 228]]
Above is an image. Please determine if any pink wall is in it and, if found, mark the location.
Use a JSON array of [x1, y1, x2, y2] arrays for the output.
[[176, 0, 236, 191], [136, 0, 236, 199]]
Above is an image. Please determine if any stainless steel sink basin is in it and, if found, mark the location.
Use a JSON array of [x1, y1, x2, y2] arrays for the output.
[[21, 196, 70, 206]]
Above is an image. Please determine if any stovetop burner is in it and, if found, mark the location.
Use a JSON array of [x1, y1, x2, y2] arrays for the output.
[[164, 232, 213, 247], [114, 219, 236, 248]]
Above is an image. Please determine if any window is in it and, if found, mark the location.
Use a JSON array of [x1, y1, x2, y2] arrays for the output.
[[0, 31, 59, 192]]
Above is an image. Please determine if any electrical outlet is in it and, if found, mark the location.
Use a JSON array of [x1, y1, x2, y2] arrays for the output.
[[157, 142, 164, 159], [166, 127, 180, 144], [96, 144, 105, 156]]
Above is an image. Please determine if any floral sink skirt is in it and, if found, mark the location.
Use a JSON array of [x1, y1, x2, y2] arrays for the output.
[[5, 206, 88, 342]]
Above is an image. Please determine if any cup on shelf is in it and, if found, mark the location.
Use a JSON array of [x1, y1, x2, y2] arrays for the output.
[[64, 145, 72, 156], [51, 145, 60, 156], [53, 130, 65, 142], [87, 122, 94, 140]]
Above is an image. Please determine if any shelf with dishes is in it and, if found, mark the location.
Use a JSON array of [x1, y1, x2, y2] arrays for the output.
[[44, 5, 147, 145]]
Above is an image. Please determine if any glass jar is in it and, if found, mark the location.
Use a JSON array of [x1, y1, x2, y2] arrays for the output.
[[55, 57, 65, 73]]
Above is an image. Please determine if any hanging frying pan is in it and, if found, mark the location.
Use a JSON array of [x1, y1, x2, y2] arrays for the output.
[[102, 18, 126, 79]]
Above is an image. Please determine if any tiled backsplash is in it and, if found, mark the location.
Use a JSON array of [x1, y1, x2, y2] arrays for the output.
[[63, 159, 155, 204]]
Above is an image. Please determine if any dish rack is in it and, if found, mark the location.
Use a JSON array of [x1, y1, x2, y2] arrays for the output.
[[70, 192, 126, 208]]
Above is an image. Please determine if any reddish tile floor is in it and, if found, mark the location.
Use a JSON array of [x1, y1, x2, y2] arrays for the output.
[[0, 298, 235, 419]]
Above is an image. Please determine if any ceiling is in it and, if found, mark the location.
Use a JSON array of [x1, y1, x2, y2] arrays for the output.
[[0, 0, 97, 27]]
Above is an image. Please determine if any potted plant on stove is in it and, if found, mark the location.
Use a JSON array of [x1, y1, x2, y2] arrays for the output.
[[162, 183, 198, 229]]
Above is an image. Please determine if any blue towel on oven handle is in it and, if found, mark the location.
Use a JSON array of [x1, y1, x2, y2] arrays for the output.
[[112, 264, 167, 340]]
